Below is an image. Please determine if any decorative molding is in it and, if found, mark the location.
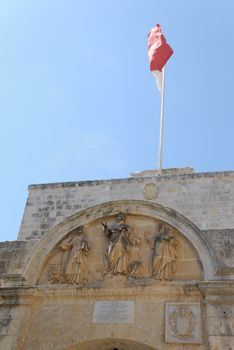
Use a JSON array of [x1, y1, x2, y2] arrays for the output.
[[197, 281, 234, 298]]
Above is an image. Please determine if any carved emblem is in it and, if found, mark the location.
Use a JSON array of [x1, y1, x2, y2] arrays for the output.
[[165, 302, 202, 344], [152, 223, 178, 280], [49, 225, 90, 285], [169, 305, 196, 339], [101, 212, 143, 278], [144, 183, 159, 200]]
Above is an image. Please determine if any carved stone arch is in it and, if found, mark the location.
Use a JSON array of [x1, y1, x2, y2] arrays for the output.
[[23, 200, 215, 284], [66, 338, 157, 350]]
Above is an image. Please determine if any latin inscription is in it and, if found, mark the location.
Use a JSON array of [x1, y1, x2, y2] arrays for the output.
[[205, 229, 234, 269], [93, 301, 134, 324]]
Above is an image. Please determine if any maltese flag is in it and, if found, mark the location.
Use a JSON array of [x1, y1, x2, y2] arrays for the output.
[[148, 24, 173, 93]]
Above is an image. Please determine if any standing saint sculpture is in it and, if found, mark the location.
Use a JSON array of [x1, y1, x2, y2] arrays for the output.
[[101, 212, 142, 276], [59, 225, 90, 284], [152, 223, 178, 280]]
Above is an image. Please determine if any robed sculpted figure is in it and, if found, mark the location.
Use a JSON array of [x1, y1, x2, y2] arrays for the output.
[[152, 223, 178, 280], [60, 225, 90, 284], [102, 212, 142, 276]]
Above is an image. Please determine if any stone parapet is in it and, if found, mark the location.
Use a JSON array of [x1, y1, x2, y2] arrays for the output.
[[18, 170, 234, 240]]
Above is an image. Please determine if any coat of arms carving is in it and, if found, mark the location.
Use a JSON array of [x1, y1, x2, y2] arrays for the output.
[[165, 302, 202, 344], [143, 183, 159, 200]]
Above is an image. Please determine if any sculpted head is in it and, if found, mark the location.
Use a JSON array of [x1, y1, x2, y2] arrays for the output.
[[116, 212, 125, 222]]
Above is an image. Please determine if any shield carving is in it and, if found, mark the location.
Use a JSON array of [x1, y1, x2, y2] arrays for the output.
[[169, 306, 196, 339]]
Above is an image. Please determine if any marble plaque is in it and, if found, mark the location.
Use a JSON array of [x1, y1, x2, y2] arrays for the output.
[[93, 301, 134, 324], [165, 302, 202, 344]]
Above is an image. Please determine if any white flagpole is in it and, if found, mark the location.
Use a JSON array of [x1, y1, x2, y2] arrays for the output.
[[158, 66, 165, 170]]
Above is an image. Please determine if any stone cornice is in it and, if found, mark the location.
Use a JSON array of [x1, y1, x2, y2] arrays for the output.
[[0, 282, 202, 303], [196, 281, 234, 302], [28, 170, 234, 190], [2, 281, 234, 304]]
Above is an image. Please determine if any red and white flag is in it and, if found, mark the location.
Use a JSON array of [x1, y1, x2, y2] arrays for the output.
[[148, 24, 173, 93]]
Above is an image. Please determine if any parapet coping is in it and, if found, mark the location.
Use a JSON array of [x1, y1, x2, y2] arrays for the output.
[[28, 170, 234, 190]]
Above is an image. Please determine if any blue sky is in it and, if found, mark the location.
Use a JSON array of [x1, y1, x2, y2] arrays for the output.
[[1, 0, 234, 241]]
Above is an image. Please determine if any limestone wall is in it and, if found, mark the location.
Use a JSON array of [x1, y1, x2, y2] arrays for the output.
[[0, 240, 38, 276], [206, 303, 234, 349], [15, 286, 205, 350], [18, 171, 234, 241], [0, 170, 234, 350]]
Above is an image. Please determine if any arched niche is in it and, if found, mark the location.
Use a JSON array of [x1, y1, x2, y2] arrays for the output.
[[23, 200, 215, 284]]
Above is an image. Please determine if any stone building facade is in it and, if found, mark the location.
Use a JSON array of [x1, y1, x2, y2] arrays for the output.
[[0, 168, 234, 350]]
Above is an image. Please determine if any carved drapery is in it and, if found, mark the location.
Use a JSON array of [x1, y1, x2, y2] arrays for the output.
[[102, 212, 143, 278], [49, 225, 90, 285], [47, 212, 183, 285], [151, 223, 178, 281]]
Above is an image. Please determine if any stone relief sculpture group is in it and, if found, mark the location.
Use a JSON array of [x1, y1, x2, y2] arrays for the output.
[[49, 212, 178, 285]]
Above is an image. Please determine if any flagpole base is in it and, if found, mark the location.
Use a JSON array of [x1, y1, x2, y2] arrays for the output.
[[129, 168, 194, 178]]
